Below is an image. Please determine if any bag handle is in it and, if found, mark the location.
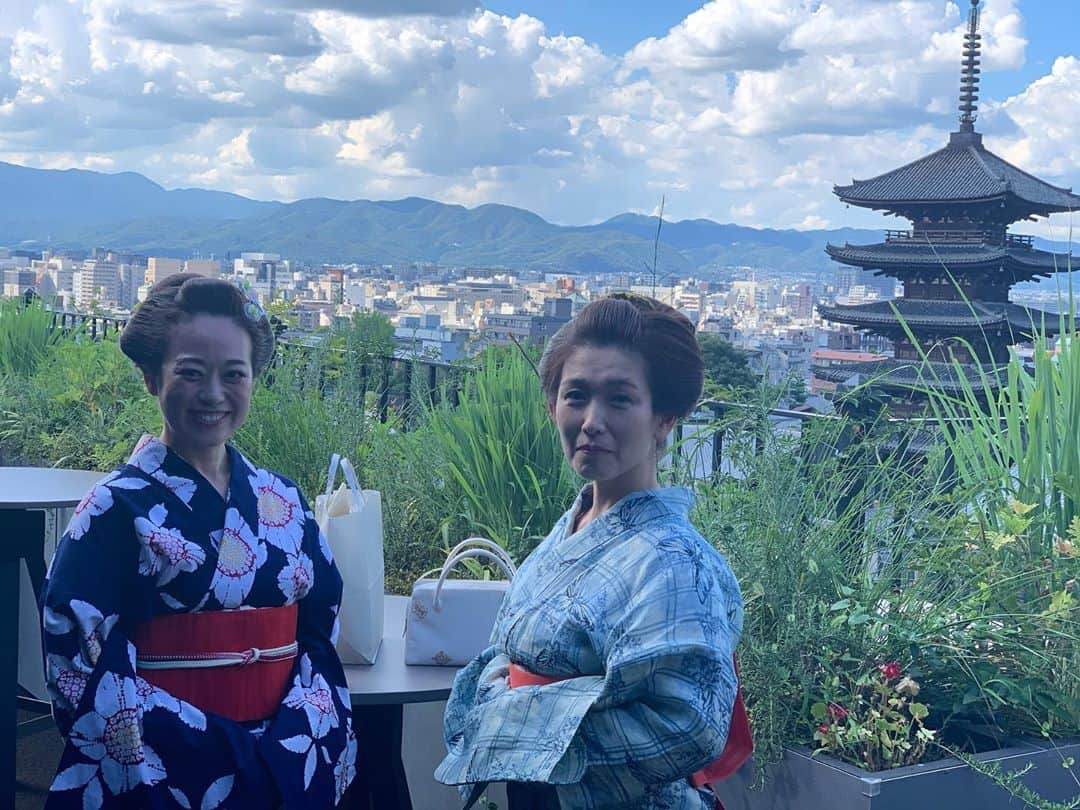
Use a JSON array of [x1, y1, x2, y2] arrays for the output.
[[324, 453, 341, 500], [445, 537, 516, 574], [323, 453, 363, 512], [434, 549, 515, 610]]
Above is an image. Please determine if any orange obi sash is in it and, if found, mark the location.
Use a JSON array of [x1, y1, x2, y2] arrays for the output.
[[134, 604, 299, 723], [508, 655, 753, 796]]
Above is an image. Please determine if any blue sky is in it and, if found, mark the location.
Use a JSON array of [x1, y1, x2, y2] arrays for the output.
[[1, 0, 1077, 234], [485, 0, 708, 53]]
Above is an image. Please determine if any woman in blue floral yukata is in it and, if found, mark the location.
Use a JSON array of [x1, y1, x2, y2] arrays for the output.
[[437, 294, 746, 810], [41, 274, 356, 808]]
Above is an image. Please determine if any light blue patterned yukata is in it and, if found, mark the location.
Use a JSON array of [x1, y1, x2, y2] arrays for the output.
[[436, 486, 744, 810]]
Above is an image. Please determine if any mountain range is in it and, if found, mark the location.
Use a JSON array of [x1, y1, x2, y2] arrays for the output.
[[0, 161, 1070, 276]]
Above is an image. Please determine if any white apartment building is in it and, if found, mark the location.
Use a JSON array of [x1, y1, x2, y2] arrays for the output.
[[46, 258, 77, 296], [73, 261, 121, 310], [345, 281, 367, 308]]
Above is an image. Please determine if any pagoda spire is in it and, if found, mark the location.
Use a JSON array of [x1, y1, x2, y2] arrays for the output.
[[958, 0, 982, 132]]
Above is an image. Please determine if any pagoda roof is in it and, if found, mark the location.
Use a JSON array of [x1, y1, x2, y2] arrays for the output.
[[826, 240, 1074, 275], [835, 131, 1080, 214], [817, 299, 1072, 334], [813, 358, 1004, 394]]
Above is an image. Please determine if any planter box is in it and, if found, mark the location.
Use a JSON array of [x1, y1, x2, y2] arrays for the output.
[[713, 739, 1080, 810]]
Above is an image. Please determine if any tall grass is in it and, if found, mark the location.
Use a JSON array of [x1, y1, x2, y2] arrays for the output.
[[0, 299, 65, 377], [919, 327, 1079, 556], [418, 345, 578, 562]]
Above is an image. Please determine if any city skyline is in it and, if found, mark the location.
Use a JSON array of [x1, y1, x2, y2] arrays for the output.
[[2, 1, 1078, 239]]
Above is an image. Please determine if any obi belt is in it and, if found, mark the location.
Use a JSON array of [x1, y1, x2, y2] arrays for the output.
[[134, 604, 299, 723]]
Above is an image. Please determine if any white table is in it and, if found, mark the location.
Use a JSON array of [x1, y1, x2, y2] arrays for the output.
[[0, 466, 104, 810], [343, 595, 461, 809]]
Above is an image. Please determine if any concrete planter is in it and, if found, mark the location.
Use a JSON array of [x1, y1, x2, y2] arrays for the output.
[[713, 739, 1080, 810]]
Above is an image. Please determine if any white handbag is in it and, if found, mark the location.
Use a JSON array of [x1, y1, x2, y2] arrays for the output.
[[404, 538, 516, 667], [315, 454, 385, 665]]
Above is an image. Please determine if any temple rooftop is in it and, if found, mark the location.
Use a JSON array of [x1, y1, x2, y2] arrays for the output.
[[817, 299, 1072, 334], [835, 131, 1080, 213], [825, 240, 1074, 276]]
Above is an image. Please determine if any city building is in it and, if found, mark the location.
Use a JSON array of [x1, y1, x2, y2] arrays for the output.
[[481, 297, 572, 346], [395, 314, 470, 363], [2, 269, 37, 299], [72, 261, 121, 310], [184, 259, 221, 277], [234, 253, 282, 302], [146, 257, 182, 285], [119, 264, 146, 309]]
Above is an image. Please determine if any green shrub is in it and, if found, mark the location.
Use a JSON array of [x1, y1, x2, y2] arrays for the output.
[[233, 347, 374, 501], [692, 398, 1079, 778], [419, 345, 578, 564], [1, 337, 157, 470]]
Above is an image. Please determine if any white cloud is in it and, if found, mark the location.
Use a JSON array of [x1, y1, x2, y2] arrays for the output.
[[995, 57, 1080, 182], [625, 0, 802, 74], [0, 0, 1076, 236]]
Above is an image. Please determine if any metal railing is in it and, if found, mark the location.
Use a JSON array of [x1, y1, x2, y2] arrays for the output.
[[48, 310, 129, 339], [883, 229, 1035, 249], [276, 339, 470, 428]]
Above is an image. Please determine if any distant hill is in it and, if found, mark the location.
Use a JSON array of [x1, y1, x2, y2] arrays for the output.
[[4, 160, 1071, 275], [0, 161, 279, 235]]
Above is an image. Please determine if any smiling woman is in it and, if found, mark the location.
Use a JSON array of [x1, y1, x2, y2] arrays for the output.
[[119, 276, 275, 496], [40, 274, 357, 808]]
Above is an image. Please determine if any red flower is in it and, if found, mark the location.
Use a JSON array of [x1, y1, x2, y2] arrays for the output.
[[827, 703, 848, 720], [878, 661, 902, 680], [817, 723, 830, 734]]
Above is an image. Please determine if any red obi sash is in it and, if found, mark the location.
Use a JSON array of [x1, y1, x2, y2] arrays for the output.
[[508, 655, 753, 804], [134, 604, 299, 723]]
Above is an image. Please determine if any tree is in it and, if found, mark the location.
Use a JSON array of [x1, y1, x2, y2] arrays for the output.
[[336, 310, 394, 358], [697, 333, 758, 401]]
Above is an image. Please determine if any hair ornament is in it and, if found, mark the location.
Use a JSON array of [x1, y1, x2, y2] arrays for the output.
[[233, 280, 268, 322]]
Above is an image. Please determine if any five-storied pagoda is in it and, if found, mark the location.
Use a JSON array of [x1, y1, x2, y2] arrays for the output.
[[815, 0, 1078, 399]]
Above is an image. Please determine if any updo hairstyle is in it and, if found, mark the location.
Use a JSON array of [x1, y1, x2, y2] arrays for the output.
[[120, 273, 275, 379], [539, 293, 704, 419]]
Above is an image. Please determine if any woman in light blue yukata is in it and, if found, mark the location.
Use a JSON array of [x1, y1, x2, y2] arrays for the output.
[[437, 294, 746, 810]]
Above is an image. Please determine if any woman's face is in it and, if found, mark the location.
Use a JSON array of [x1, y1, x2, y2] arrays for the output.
[[145, 314, 254, 454], [551, 344, 675, 498]]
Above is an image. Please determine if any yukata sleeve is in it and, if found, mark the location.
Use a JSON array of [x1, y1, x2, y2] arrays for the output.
[[549, 549, 744, 807], [41, 474, 278, 810], [436, 542, 743, 805], [258, 494, 357, 808]]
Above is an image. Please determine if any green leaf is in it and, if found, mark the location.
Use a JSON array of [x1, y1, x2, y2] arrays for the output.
[[909, 703, 928, 720], [811, 702, 828, 721], [829, 599, 851, 612]]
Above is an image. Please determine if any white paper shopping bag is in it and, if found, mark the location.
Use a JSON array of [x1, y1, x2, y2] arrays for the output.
[[315, 454, 384, 665]]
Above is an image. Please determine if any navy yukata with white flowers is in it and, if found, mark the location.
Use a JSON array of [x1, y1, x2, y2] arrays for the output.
[[436, 486, 744, 810], [41, 435, 356, 809]]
